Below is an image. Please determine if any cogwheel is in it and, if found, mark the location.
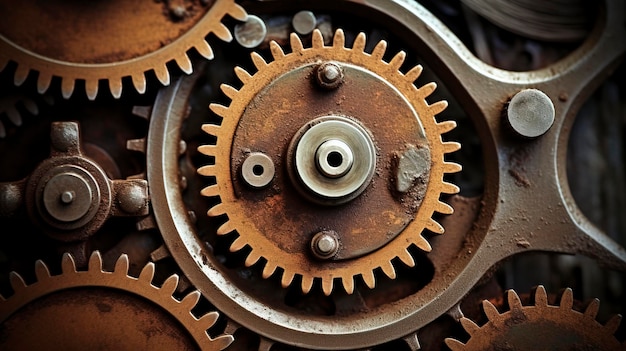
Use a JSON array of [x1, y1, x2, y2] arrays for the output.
[[445, 286, 624, 351], [198, 29, 460, 295], [0, 251, 233, 350], [0, 0, 247, 100]]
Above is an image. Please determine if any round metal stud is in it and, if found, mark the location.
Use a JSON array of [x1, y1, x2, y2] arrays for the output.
[[311, 231, 340, 259], [234, 15, 267, 49], [316, 62, 344, 89], [292, 11, 317, 35], [241, 153, 275, 188], [315, 139, 354, 178], [506, 88, 555, 138]]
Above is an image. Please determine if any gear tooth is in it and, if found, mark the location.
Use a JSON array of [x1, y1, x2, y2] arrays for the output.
[[380, 261, 397, 279], [428, 100, 448, 115], [311, 29, 324, 48], [405, 64, 423, 82], [220, 84, 239, 100], [289, 33, 304, 52], [109, 79, 123, 99], [259, 337, 274, 351], [211, 335, 235, 351], [398, 249, 416, 267], [195, 39, 215, 60], [250, 52, 267, 71], [333, 29, 346, 48], [61, 253, 77, 273], [114, 254, 130, 275], [584, 298, 600, 318], [180, 290, 201, 310], [207, 203, 226, 217], [559, 288, 574, 309], [9, 271, 27, 292], [371, 40, 387, 61], [281, 271, 295, 288], [507, 289, 523, 310], [198, 165, 216, 177], [437, 120, 457, 134], [442, 181, 460, 195], [6, 107, 21, 126], [34, 260, 51, 280], [154, 64, 171, 86], [425, 218, 445, 234], [132, 105, 151, 120], [214, 22, 234, 42], [534, 285, 548, 306], [482, 300, 500, 321], [13, 65, 29, 86], [342, 276, 355, 294], [353, 32, 367, 52], [201, 184, 220, 197], [362, 270, 376, 289], [85, 79, 99, 100], [176, 54, 194, 75], [127, 138, 147, 153], [23, 98, 39, 115], [444, 338, 466, 351], [403, 332, 421, 351], [210, 103, 230, 117], [161, 274, 180, 296], [244, 252, 261, 267], [0, 58, 8, 72], [262, 263, 277, 279], [460, 317, 480, 335], [225, 319, 241, 335], [37, 72, 53, 94], [61, 78, 76, 99], [415, 234, 433, 251], [198, 144, 217, 157], [443, 142, 462, 154], [150, 245, 171, 262], [217, 220, 235, 235], [436, 200, 454, 215], [139, 262, 156, 283], [321, 277, 334, 296], [234, 66, 252, 84], [604, 314, 622, 334], [269, 41, 285, 59], [197, 311, 219, 330], [201, 124, 220, 136], [389, 51, 406, 71], [132, 74, 147, 94], [301, 275, 315, 294], [88, 251, 104, 271], [230, 236, 247, 252], [228, 3, 248, 21], [418, 82, 437, 99]]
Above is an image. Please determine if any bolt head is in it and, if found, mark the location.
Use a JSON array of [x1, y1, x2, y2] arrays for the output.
[[506, 89, 555, 138], [311, 231, 339, 259], [316, 62, 344, 89]]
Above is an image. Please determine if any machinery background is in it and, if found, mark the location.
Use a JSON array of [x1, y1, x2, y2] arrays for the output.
[[0, 0, 625, 350]]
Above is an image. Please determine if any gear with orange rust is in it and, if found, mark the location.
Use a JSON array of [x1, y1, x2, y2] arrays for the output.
[[198, 29, 461, 296], [0, 251, 233, 350], [445, 286, 625, 351], [0, 0, 247, 100]]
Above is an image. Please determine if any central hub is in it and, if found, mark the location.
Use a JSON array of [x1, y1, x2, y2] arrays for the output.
[[288, 115, 376, 205]]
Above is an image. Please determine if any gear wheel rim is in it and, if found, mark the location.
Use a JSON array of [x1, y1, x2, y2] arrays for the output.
[[198, 29, 461, 296], [0, 0, 247, 100], [0, 251, 233, 350], [445, 286, 625, 351]]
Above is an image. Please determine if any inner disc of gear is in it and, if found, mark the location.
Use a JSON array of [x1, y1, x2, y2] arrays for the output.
[[446, 286, 625, 351], [198, 29, 461, 295], [0, 251, 233, 350], [0, 0, 247, 99]]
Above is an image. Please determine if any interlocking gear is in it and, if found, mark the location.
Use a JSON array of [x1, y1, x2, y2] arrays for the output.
[[0, 0, 247, 99], [198, 29, 461, 295], [445, 286, 625, 351], [0, 251, 233, 350]]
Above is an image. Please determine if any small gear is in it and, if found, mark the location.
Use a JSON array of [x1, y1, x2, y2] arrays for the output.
[[0, 251, 233, 350], [0, 0, 247, 99], [445, 286, 624, 351], [198, 29, 460, 295]]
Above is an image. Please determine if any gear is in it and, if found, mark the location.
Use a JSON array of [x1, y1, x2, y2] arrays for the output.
[[0, 251, 233, 350], [0, 0, 247, 100], [198, 28, 461, 295], [445, 286, 624, 351]]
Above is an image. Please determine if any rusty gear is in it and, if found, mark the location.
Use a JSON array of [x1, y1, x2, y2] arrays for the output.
[[198, 29, 461, 295], [445, 286, 625, 351], [0, 251, 233, 350], [0, 0, 247, 100]]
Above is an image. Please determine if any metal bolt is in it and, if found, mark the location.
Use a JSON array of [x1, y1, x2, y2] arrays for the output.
[[241, 152, 275, 188], [316, 62, 344, 89], [315, 139, 354, 178], [506, 88, 555, 138], [234, 15, 267, 49], [117, 183, 148, 215], [311, 231, 339, 259], [292, 11, 316, 35], [43, 172, 94, 222], [60, 191, 74, 204]]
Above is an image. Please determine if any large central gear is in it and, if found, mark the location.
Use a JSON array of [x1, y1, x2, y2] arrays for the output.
[[198, 29, 461, 295]]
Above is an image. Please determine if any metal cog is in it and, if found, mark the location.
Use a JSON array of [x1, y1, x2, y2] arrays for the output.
[[445, 286, 625, 351], [0, 251, 233, 350], [198, 29, 461, 295], [0, 0, 247, 100]]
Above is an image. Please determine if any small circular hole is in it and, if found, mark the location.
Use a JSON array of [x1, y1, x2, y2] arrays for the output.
[[252, 165, 264, 176], [327, 151, 343, 168]]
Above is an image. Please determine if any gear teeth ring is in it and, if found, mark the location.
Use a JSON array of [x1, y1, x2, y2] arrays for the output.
[[199, 29, 461, 296], [0, 251, 233, 350]]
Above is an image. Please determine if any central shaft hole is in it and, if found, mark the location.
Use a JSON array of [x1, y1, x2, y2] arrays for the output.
[[253, 164, 264, 176], [327, 151, 343, 168]]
